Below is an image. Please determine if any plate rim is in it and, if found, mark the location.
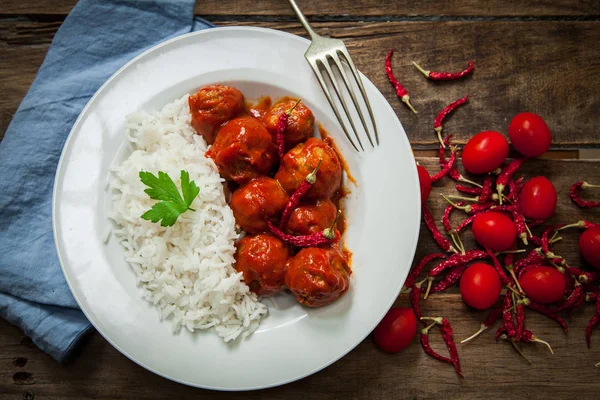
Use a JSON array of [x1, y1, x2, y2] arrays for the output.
[[52, 26, 421, 391]]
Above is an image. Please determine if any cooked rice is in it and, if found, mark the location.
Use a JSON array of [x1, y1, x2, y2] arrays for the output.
[[108, 95, 267, 341]]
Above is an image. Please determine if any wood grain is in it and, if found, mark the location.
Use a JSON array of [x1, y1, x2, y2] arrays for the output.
[[1, 19, 599, 148], [1, 158, 599, 399], [1, 0, 599, 17]]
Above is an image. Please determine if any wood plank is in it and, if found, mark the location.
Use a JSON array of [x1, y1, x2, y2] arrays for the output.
[[1, 20, 599, 148], [1, 0, 599, 17], [1, 158, 599, 399]]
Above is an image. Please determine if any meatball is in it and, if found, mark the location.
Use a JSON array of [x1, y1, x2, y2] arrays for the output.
[[235, 234, 291, 296], [188, 84, 244, 144], [230, 176, 289, 234], [275, 138, 342, 200], [206, 116, 277, 184], [263, 99, 315, 150], [286, 199, 337, 236], [285, 247, 351, 307]]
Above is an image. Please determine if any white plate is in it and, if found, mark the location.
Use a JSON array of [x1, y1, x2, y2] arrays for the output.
[[53, 27, 420, 390]]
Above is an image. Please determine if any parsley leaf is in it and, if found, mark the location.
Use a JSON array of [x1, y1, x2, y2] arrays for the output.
[[139, 170, 199, 227]]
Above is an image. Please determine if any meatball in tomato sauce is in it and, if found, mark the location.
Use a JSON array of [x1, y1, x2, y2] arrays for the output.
[[188, 84, 244, 144], [206, 116, 277, 184], [275, 138, 342, 201], [235, 234, 291, 296], [230, 176, 289, 234], [263, 99, 315, 150], [285, 247, 351, 307], [286, 198, 337, 236]]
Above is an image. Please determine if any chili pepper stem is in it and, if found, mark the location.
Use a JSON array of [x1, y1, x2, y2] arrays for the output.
[[305, 159, 323, 184], [423, 277, 434, 300], [582, 182, 600, 189], [496, 249, 526, 255], [412, 61, 430, 78], [532, 337, 554, 354], [434, 127, 445, 147], [441, 194, 468, 211], [595, 361, 600, 368], [421, 322, 437, 335], [458, 176, 483, 188], [287, 98, 302, 116], [507, 269, 525, 294], [510, 340, 532, 364], [450, 232, 466, 255], [322, 210, 342, 240], [557, 221, 586, 231], [402, 95, 417, 114], [460, 324, 488, 344], [447, 194, 479, 203], [421, 316, 444, 325]]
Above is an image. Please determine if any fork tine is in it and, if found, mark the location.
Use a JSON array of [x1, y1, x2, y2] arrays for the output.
[[306, 58, 361, 152], [327, 54, 375, 148], [317, 59, 365, 151], [337, 49, 379, 145]]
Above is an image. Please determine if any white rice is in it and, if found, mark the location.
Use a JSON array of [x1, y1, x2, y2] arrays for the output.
[[108, 95, 267, 341]]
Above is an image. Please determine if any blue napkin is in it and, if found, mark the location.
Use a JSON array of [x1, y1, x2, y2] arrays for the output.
[[0, 0, 213, 362]]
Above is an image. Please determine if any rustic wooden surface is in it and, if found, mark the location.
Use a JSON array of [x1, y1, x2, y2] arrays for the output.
[[2, 1, 600, 399]]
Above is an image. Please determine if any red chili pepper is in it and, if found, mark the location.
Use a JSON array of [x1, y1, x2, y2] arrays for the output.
[[454, 214, 477, 234], [430, 263, 468, 294], [515, 302, 525, 341], [541, 224, 564, 254], [526, 299, 568, 333], [521, 329, 554, 353], [461, 307, 503, 344], [439, 317, 463, 378], [440, 135, 482, 188], [413, 60, 474, 81], [514, 249, 545, 275], [479, 174, 493, 204], [570, 181, 600, 208], [502, 293, 517, 338], [274, 99, 303, 160], [431, 148, 457, 182], [558, 220, 600, 231], [266, 210, 340, 247], [433, 95, 469, 146], [443, 195, 494, 215], [279, 160, 322, 229], [556, 283, 585, 313], [495, 325, 507, 341], [456, 184, 482, 196], [404, 253, 447, 290], [496, 158, 528, 204], [529, 235, 543, 247], [423, 204, 457, 253], [579, 271, 600, 284], [385, 49, 417, 114], [429, 250, 487, 277], [586, 314, 599, 348], [442, 201, 465, 233], [485, 248, 511, 286], [420, 323, 454, 364], [511, 203, 529, 245], [410, 284, 424, 321]]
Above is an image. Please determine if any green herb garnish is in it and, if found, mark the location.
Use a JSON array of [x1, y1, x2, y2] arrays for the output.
[[139, 170, 199, 227]]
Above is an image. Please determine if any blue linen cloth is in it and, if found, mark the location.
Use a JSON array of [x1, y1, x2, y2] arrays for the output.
[[0, 0, 213, 362]]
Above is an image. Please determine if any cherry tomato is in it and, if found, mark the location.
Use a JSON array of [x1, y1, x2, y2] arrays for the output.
[[460, 262, 502, 310], [518, 266, 565, 304], [472, 211, 516, 252], [508, 112, 552, 157], [519, 176, 557, 221], [579, 226, 600, 269], [417, 165, 432, 204], [462, 131, 510, 174], [373, 307, 417, 353]]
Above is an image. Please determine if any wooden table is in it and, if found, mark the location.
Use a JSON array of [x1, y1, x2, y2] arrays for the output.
[[2, 1, 600, 398]]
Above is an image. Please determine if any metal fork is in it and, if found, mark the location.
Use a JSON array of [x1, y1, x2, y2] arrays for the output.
[[287, 0, 378, 152]]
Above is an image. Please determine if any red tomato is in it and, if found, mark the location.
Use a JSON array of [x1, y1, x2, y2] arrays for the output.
[[417, 165, 432, 204], [579, 226, 600, 269], [519, 266, 565, 304], [508, 112, 552, 157], [460, 262, 502, 310], [373, 307, 417, 353], [519, 176, 557, 221], [462, 131, 510, 174], [472, 211, 517, 252]]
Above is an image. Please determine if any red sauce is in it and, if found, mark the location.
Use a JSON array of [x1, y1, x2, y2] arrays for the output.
[[246, 96, 272, 120]]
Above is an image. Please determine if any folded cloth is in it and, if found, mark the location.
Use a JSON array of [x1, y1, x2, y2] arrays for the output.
[[0, 0, 213, 362]]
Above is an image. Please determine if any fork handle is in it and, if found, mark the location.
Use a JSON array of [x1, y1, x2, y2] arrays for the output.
[[287, 0, 319, 40]]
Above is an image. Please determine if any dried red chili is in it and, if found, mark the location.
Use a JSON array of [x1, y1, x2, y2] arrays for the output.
[[579, 271, 600, 284], [430, 263, 468, 294], [526, 298, 568, 333], [479, 174, 493, 204], [431, 148, 457, 182], [266, 210, 340, 247], [385, 49, 417, 114], [278, 160, 322, 229], [433, 95, 469, 146], [456, 184, 482, 196], [274, 99, 303, 160], [556, 283, 585, 313], [511, 203, 529, 245], [514, 249, 545, 275], [410, 283, 424, 321], [515, 302, 525, 341], [440, 135, 482, 188], [461, 307, 503, 344], [404, 253, 447, 290], [521, 329, 553, 353], [440, 317, 463, 378], [423, 204, 457, 253], [541, 224, 564, 254], [413, 60, 474, 81], [586, 296, 600, 348], [428, 249, 487, 278], [570, 181, 600, 208], [442, 194, 493, 215], [495, 325, 507, 342], [502, 292, 517, 339], [496, 158, 528, 204], [558, 220, 600, 231], [420, 323, 454, 364], [485, 248, 511, 286]]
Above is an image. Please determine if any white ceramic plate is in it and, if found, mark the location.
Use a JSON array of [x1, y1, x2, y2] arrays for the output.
[[53, 27, 420, 390]]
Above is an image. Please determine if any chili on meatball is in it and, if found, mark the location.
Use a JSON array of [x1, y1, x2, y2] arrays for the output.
[[285, 247, 351, 307], [286, 198, 337, 236], [188, 84, 244, 144], [263, 99, 315, 150], [275, 138, 342, 200], [230, 176, 289, 234], [206, 116, 277, 184]]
